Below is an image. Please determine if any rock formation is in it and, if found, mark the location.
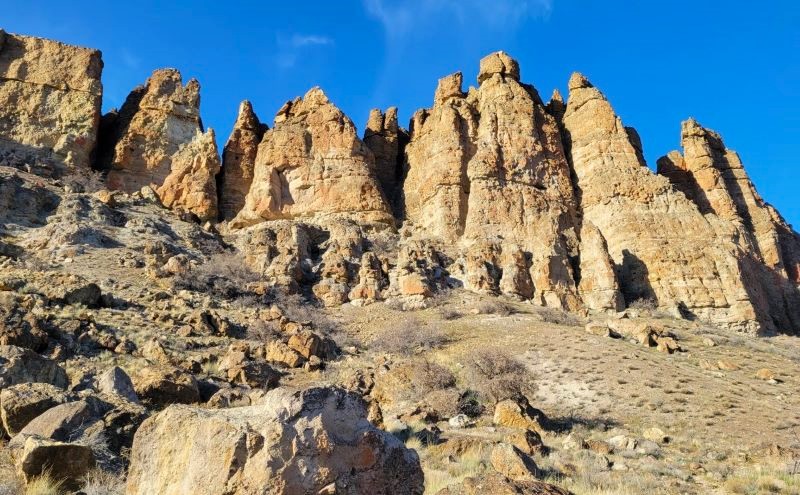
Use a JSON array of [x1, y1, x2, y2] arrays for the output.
[[100, 68, 220, 220], [658, 118, 800, 284], [364, 107, 406, 215], [0, 30, 103, 173], [231, 88, 394, 228], [218, 100, 267, 220], [126, 387, 424, 495], [403, 52, 583, 309], [560, 73, 799, 333]]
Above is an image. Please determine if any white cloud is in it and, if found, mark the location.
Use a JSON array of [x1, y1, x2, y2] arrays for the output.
[[274, 33, 334, 69], [290, 34, 334, 47], [364, 0, 552, 38]]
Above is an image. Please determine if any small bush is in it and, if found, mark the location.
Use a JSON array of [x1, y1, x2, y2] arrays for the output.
[[475, 300, 515, 316], [174, 251, 262, 300], [246, 319, 281, 342], [439, 308, 464, 321], [62, 170, 106, 193], [372, 319, 448, 356], [466, 347, 535, 404], [537, 307, 582, 326], [628, 297, 658, 312]]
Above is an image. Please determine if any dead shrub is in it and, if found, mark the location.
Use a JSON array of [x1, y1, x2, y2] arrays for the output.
[[465, 347, 535, 404], [61, 170, 107, 193], [537, 306, 582, 326], [174, 251, 262, 300], [81, 468, 126, 495], [246, 319, 281, 342], [628, 297, 658, 312], [373, 318, 448, 356], [475, 299, 515, 316]]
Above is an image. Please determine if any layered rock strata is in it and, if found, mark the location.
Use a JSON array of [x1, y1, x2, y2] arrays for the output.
[[0, 30, 103, 173]]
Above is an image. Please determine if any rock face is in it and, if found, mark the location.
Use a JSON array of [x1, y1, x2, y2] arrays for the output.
[[101, 68, 219, 220], [218, 101, 267, 220], [0, 30, 103, 173], [403, 51, 583, 309], [364, 107, 406, 216], [560, 72, 799, 334], [126, 387, 424, 495], [658, 119, 800, 286], [231, 88, 393, 228]]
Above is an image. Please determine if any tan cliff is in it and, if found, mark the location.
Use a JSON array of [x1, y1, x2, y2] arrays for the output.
[[0, 31, 798, 335]]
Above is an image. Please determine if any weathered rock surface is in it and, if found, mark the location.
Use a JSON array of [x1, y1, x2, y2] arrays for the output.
[[0, 345, 68, 389], [0, 382, 69, 436], [364, 107, 406, 215], [404, 52, 582, 309], [436, 473, 572, 495], [560, 72, 799, 334], [219, 100, 267, 220], [0, 30, 103, 173], [100, 68, 219, 219], [126, 387, 424, 495], [232, 88, 393, 227], [17, 436, 94, 490], [130, 365, 200, 406], [156, 128, 221, 221]]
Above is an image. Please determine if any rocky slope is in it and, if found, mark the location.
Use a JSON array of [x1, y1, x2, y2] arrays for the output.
[[0, 29, 799, 495]]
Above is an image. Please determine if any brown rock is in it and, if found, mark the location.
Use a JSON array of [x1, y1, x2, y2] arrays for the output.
[[219, 100, 267, 220], [504, 429, 546, 456], [0, 30, 103, 173], [490, 442, 537, 481], [287, 329, 322, 359], [404, 52, 581, 309], [265, 340, 305, 368], [126, 387, 424, 495], [0, 345, 68, 389], [232, 88, 393, 228], [17, 436, 94, 491], [0, 383, 68, 436], [755, 368, 776, 381], [435, 473, 572, 495], [364, 107, 406, 214], [156, 128, 221, 221], [578, 222, 624, 312], [493, 398, 549, 433], [561, 72, 799, 334], [131, 365, 200, 405]]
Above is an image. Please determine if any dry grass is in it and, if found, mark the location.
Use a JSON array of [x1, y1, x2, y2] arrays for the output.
[[372, 318, 448, 356], [474, 300, 515, 316], [0, 443, 22, 495], [411, 440, 491, 494], [81, 469, 126, 495], [174, 251, 261, 300], [723, 460, 800, 494]]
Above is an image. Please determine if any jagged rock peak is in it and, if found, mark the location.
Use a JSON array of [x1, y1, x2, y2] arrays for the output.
[[477, 51, 520, 84], [568, 72, 592, 91], [231, 86, 393, 228], [218, 100, 267, 221], [434, 72, 464, 104], [550, 89, 564, 105], [232, 100, 263, 131], [137, 68, 200, 118]]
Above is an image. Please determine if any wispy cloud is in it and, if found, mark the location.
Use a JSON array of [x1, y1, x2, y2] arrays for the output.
[[364, 0, 552, 38], [290, 34, 333, 47], [274, 33, 334, 69]]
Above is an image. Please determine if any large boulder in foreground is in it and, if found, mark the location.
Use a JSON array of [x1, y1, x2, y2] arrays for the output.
[[126, 387, 424, 495]]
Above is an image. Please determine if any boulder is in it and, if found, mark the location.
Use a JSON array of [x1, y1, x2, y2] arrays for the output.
[[96, 366, 139, 403], [0, 307, 49, 351], [131, 365, 200, 405], [126, 387, 424, 495], [0, 345, 68, 389], [16, 436, 94, 491], [490, 442, 538, 481], [493, 398, 549, 433], [0, 382, 69, 436]]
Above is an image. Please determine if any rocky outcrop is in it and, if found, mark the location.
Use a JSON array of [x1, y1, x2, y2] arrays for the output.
[[404, 51, 581, 309], [364, 107, 407, 215], [126, 387, 424, 495], [219, 100, 267, 220], [0, 30, 103, 173], [231, 88, 393, 228], [658, 118, 800, 285], [156, 128, 221, 221], [100, 68, 219, 219], [560, 73, 799, 334]]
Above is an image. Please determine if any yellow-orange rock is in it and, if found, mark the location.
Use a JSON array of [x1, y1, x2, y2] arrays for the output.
[[219, 100, 267, 220]]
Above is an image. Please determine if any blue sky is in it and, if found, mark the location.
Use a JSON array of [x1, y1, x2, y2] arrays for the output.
[[5, 1, 799, 226]]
